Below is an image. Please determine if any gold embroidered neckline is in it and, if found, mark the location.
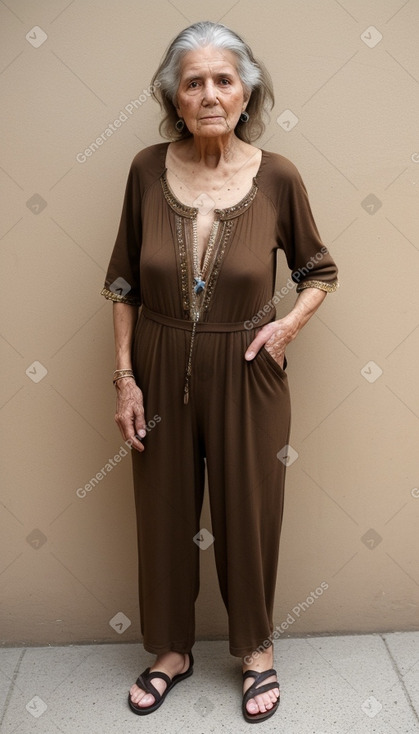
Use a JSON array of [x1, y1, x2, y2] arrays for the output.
[[160, 170, 258, 221]]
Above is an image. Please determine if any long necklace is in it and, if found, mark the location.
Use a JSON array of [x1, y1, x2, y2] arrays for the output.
[[191, 217, 220, 317], [184, 216, 220, 404]]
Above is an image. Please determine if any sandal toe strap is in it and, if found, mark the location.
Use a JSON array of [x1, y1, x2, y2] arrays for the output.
[[243, 667, 277, 683], [135, 669, 171, 703], [243, 668, 280, 704], [243, 680, 280, 705]]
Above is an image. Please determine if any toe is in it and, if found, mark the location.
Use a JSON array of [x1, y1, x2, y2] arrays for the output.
[[246, 698, 259, 714], [244, 673, 279, 716], [246, 688, 279, 715], [254, 693, 268, 713], [129, 683, 140, 703], [129, 684, 155, 707], [137, 692, 155, 707]]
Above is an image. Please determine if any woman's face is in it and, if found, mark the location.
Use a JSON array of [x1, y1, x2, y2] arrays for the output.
[[175, 45, 249, 138]]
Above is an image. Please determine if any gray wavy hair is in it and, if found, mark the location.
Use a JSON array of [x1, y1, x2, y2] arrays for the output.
[[150, 21, 274, 143]]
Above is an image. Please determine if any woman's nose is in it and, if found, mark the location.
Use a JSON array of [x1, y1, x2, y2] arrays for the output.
[[202, 80, 218, 104]]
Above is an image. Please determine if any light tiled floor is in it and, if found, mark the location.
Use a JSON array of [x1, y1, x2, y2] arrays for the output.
[[1, 633, 418, 733]]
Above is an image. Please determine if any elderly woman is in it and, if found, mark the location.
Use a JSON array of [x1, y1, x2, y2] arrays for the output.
[[101, 21, 338, 723]]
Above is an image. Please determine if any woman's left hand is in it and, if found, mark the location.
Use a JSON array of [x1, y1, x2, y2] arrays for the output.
[[244, 313, 300, 368], [244, 289, 328, 367]]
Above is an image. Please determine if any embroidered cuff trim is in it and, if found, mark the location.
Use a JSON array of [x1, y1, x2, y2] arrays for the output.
[[100, 287, 141, 305], [296, 280, 339, 293]]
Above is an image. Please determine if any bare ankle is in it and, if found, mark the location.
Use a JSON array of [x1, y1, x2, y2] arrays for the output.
[[242, 645, 274, 669]]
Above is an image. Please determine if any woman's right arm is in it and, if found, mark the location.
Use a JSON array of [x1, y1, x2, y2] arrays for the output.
[[113, 302, 147, 452]]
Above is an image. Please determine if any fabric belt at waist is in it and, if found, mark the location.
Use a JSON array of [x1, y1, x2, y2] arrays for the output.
[[141, 305, 277, 405], [141, 305, 276, 332]]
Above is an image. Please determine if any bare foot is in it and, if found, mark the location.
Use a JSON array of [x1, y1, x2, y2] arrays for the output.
[[242, 646, 279, 716], [129, 651, 190, 708]]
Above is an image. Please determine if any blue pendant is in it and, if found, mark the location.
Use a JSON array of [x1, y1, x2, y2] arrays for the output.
[[193, 277, 206, 294]]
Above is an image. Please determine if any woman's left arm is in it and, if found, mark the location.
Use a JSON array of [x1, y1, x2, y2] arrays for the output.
[[244, 287, 326, 367]]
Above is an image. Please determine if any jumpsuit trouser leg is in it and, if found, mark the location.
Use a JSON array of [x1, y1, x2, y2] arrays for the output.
[[131, 314, 206, 655], [131, 311, 291, 658], [193, 328, 291, 658]]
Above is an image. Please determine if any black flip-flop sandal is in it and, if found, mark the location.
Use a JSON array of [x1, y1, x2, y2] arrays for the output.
[[242, 667, 280, 723], [128, 651, 194, 715]]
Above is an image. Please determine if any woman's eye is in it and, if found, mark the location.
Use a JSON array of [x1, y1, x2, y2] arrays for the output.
[[220, 78, 230, 85], [188, 81, 199, 88]]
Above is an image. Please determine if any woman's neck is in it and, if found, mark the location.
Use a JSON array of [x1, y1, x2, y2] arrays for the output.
[[184, 133, 243, 169]]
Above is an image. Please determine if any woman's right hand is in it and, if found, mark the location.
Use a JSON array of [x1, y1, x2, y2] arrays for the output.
[[114, 378, 147, 452]]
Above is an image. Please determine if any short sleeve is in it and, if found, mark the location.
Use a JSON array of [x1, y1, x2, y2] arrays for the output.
[[277, 163, 339, 294], [100, 160, 142, 306]]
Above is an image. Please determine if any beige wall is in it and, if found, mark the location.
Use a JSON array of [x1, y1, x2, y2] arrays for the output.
[[1, 0, 418, 646]]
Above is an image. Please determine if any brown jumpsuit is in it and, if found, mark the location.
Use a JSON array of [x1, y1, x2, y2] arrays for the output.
[[101, 142, 338, 657]]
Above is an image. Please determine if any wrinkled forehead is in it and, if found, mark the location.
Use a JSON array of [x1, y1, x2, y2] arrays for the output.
[[179, 46, 240, 78]]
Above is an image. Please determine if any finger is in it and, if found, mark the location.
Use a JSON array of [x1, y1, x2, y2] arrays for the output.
[[134, 409, 147, 440], [128, 434, 146, 453], [116, 415, 145, 452], [124, 428, 145, 453], [124, 415, 145, 451], [245, 330, 270, 360]]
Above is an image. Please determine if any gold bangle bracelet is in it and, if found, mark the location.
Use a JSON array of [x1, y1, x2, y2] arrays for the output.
[[113, 374, 135, 385]]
